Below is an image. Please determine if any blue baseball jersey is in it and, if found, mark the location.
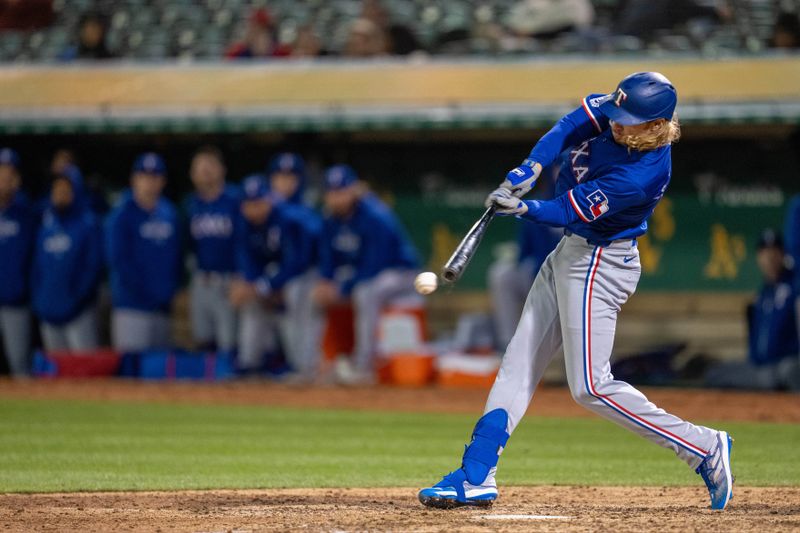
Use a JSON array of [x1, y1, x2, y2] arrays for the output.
[[748, 269, 798, 366], [0, 192, 37, 306], [32, 204, 103, 324], [105, 192, 182, 312], [235, 202, 314, 292], [521, 94, 671, 246], [185, 185, 241, 273], [319, 195, 419, 296]]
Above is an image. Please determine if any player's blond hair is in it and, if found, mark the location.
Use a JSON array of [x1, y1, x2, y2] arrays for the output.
[[617, 117, 681, 152]]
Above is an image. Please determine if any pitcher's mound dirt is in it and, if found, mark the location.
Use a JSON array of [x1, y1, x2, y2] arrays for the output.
[[1, 486, 798, 532]]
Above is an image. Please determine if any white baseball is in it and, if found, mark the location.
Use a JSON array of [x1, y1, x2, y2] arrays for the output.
[[414, 271, 438, 295]]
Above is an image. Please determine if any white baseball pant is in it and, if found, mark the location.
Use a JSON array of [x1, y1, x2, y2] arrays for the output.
[[485, 233, 717, 469]]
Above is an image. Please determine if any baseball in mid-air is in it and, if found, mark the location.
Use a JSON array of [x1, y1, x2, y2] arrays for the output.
[[414, 271, 438, 295]]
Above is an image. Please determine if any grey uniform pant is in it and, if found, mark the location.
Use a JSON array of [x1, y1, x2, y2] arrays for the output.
[[485, 234, 717, 469], [189, 272, 237, 351], [352, 269, 423, 373], [40, 306, 99, 352], [238, 272, 324, 374], [111, 309, 171, 352], [280, 271, 323, 377], [0, 306, 31, 376]]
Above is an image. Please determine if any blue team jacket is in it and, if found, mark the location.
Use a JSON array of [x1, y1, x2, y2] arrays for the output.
[[185, 185, 241, 273], [0, 192, 37, 306], [105, 192, 182, 312], [235, 202, 314, 292], [748, 269, 799, 366], [785, 195, 800, 288], [31, 203, 103, 324], [521, 93, 672, 246], [319, 195, 419, 296]]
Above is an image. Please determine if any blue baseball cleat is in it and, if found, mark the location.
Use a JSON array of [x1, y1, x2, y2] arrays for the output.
[[696, 431, 734, 510], [418, 467, 498, 509]]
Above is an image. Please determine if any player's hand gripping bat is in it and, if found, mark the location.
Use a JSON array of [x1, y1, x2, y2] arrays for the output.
[[441, 205, 496, 284]]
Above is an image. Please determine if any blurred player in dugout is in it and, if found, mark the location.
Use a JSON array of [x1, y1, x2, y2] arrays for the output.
[[32, 164, 103, 352], [106, 153, 181, 352], [313, 165, 421, 384], [229, 172, 318, 378], [706, 229, 799, 391], [185, 146, 240, 353], [0, 148, 36, 376]]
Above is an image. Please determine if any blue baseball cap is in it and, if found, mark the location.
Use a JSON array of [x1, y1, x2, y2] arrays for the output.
[[132, 152, 167, 176], [242, 173, 270, 200], [267, 152, 305, 176], [599, 72, 677, 126], [324, 165, 358, 191], [0, 148, 20, 170]]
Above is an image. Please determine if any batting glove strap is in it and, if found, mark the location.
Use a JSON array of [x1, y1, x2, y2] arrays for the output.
[[500, 160, 542, 198]]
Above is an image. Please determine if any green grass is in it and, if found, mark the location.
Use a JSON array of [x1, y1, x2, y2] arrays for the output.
[[0, 398, 797, 492]]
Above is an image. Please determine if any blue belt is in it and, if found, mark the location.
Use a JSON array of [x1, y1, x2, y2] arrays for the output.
[[564, 229, 636, 248]]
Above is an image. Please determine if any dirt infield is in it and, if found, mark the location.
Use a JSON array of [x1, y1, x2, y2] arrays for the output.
[[1, 486, 799, 532], [2, 378, 799, 422]]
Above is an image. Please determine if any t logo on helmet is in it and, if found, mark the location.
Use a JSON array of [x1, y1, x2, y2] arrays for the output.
[[614, 88, 628, 107]]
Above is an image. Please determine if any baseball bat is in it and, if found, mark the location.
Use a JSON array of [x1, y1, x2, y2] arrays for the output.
[[441, 205, 496, 284]]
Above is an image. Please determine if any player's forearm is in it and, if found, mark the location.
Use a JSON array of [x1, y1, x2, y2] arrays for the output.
[[520, 197, 579, 227]]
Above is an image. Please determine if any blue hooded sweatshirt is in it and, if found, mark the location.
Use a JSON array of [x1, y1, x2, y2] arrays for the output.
[[266, 153, 322, 265], [235, 200, 315, 294], [319, 195, 419, 296], [748, 268, 799, 366], [31, 169, 103, 324], [0, 191, 37, 306], [185, 184, 241, 273], [105, 191, 181, 312]]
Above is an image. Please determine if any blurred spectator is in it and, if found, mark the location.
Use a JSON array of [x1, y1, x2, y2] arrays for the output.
[[185, 146, 240, 353], [291, 25, 328, 58], [489, 221, 561, 350], [786, 194, 800, 286], [266, 153, 323, 381], [344, 18, 388, 58], [771, 12, 800, 49], [360, 0, 422, 55], [106, 153, 181, 352], [225, 8, 290, 60], [706, 230, 799, 391], [60, 12, 115, 61], [506, 0, 594, 39], [31, 165, 102, 352], [0, 148, 35, 376], [230, 174, 315, 374], [0, 0, 53, 31], [616, 0, 730, 39], [313, 165, 420, 384]]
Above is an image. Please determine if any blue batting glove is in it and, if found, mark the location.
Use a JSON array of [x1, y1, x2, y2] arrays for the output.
[[500, 159, 542, 198], [485, 187, 528, 216]]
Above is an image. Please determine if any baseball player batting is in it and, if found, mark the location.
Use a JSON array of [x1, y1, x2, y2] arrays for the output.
[[419, 72, 734, 511]]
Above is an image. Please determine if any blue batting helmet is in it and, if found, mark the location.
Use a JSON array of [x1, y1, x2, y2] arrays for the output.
[[599, 72, 677, 126]]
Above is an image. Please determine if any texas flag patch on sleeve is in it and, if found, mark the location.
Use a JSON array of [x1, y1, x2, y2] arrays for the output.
[[587, 189, 609, 219]]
